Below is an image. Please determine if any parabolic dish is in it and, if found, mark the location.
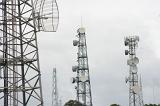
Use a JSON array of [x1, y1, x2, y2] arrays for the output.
[[73, 40, 79, 46], [132, 85, 141, 94], [79, 75, 88, 82], [133, 57, 139, 64], [72, 66, 78, 72], [127, 57, 139, 66], [34, 0, 59, 32], [77, 27, 85, 34]]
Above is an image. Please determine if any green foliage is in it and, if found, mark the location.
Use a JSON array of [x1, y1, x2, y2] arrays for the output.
[[110, 104, 120, 106], [144, 104, 160, 106], [64, 100, 84, 106]]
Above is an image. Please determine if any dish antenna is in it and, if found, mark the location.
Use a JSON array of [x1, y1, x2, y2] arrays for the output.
[[71, 77, 78, 84], [79, 76, 88, 82], [72, 66, 78, 72], [77, 27, 85, 34], [73, 40, 79, 46], [133, 57, 139, 64], [127, 57, 139, 66], [132, 85, 141, 94], [34, 0, 59, 32]]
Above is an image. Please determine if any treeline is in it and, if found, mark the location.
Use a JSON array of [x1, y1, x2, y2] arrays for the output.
[[64, 101, 160, 106], [110, 104, 120, 106], [144, 104, 160, 106], [110, 104, 160, 106], [64, 100, 84, 106]]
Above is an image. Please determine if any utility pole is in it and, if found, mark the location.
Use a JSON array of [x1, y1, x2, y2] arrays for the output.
[[124, 36, 143, 106], [72, 27, 93, 106]]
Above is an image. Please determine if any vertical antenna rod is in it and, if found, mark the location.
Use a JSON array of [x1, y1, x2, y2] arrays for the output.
[[124, 36, 143, 106], [72, 27, 93, 106]]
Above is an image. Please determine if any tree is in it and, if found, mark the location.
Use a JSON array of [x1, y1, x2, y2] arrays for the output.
[[144, 104, 160, 106], [64, 100, 85, 106], [110, 104, 120, 106]]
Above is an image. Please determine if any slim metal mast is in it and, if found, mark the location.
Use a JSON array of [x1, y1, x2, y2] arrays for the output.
[[59, 99, 62, 106], [52, 68, 58, 106], [124, 36, 143, 106], [139, 75, 144, 106], [72, 27, 93, 106], [0, 0, 59, 105]]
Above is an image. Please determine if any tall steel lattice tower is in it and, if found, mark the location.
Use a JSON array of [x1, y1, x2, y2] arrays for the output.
[[124, 36, 144, 106], [0, 0, 59, 105], [72, 27, 93, 106], [52, 68, 58, 106]]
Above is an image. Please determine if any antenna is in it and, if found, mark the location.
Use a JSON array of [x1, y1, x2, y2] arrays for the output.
[[152, 79, 156, 104], [81, 16, 83, 27], [59, 98, 62, 106], [124, 36, 144, 106], [72, 27, 93, 106]]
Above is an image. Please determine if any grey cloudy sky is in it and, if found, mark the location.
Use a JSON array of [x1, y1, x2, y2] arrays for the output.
[[37, 0, 160, 106]]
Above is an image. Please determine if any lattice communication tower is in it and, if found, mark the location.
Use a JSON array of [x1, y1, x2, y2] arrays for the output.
[[72, 27, 93, 106], [124, 36, 144, 106], [0, 0, 59, 105]]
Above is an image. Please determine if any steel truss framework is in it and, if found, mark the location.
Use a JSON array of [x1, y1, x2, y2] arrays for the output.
[[72, 28, 92, 106], [0, 0, 43, 105], [124, 36, 144, 106]]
